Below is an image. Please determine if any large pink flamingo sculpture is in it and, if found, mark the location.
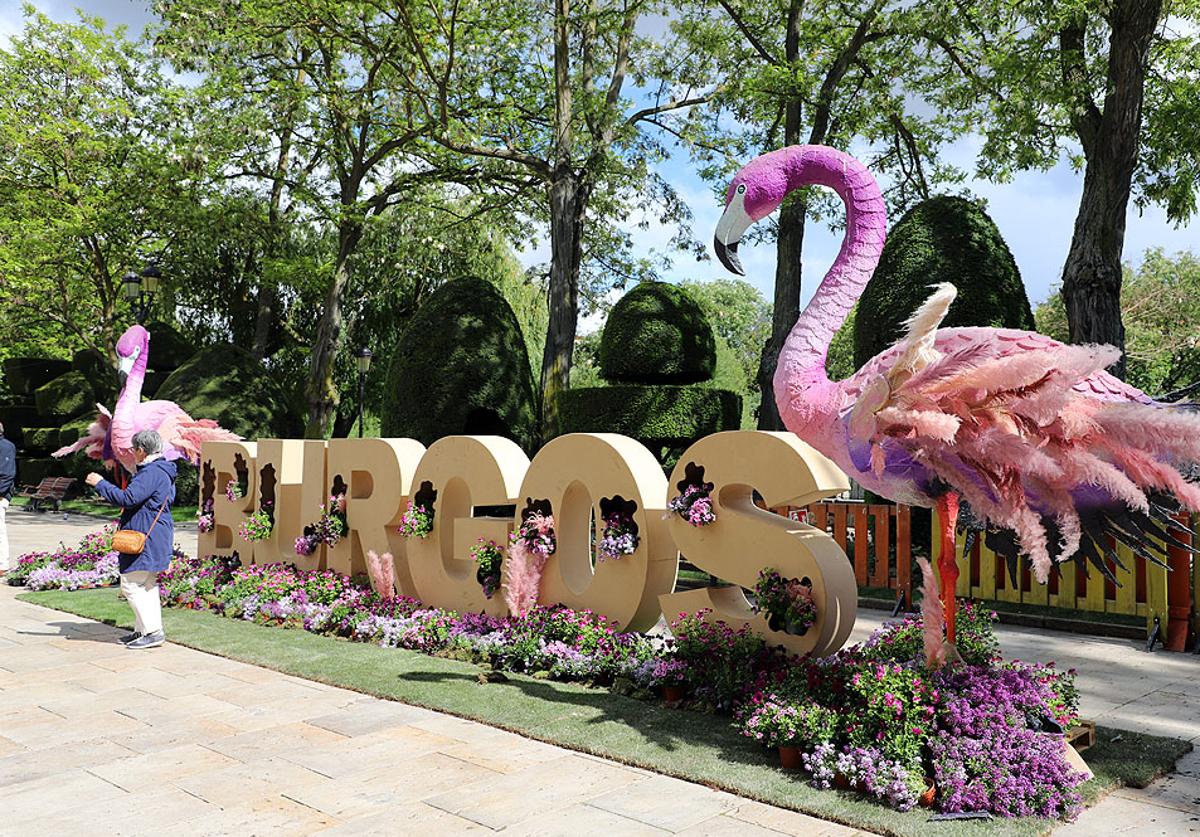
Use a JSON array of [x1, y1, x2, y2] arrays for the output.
[[714, 145, 1200, 657], [54, 324, 239, 473]]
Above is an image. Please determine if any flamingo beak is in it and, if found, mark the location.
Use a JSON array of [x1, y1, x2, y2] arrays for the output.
[[117, 352, 136, 388], [714, 197, 752, 276]]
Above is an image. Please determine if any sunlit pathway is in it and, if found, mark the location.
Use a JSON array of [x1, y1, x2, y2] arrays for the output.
[[2, 509, 1198, 834]]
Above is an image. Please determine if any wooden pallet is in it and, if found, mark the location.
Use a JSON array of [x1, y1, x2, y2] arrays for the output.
[[1067, 719, 1097, 752]]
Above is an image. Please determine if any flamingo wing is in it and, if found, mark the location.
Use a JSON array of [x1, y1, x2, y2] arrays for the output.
[[109, 401, 242, 467], [846, 286, 1200, 583], [153, 404, 241, 464], [51, 403, 114, 465]]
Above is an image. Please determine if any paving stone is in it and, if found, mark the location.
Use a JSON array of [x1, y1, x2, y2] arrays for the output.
[[204, 720, 348, 764], [304, 697, 437, 737], [284, 751, 499, 819], [1056, 790, 1200, 835], [728, 799, 865, 836], [89, 742, 242, 792], [173, 754, 332, 809], [311, 801, 490, 835], [0, 766, 129, 822], [282, 723, 462, 779], [168, 793, 339, 836], [0, 735, 136, 787], [423, 754, 644, 830], [587, 774, 736, 832], [105, 715, 242, 755], [675, 813, 815, 836], [509, 802, 671, 836]]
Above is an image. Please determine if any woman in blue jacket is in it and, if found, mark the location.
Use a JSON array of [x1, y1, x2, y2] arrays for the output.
[[86, 429, 176, 649]]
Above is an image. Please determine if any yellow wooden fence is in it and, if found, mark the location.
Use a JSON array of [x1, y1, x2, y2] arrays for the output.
[[932, 511, 1173, 634]]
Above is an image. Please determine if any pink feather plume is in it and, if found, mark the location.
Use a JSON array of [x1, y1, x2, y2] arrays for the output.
[[365, 550, 395, 600], [917, 557, 946, 669], [503, 513, 554, 617]]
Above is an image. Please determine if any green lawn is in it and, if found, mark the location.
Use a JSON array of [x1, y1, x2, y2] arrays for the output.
[[19, 588, 1191, 837], [12, 495, 199, 522]]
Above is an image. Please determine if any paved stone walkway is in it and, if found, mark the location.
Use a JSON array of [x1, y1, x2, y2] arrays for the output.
[[3, 508, 1199, 835]]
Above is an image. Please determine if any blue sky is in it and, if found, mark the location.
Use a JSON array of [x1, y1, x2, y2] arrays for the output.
[[5, 0, 1197, 317]]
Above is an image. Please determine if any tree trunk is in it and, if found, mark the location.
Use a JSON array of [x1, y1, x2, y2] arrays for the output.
[[250, 285, 277, 360], [304, 222, 361, 438], [1060, 0, 1162, 379], [757, 196, 806, 429], [540, 174, 587, 442], [756, 0, 806, 430]]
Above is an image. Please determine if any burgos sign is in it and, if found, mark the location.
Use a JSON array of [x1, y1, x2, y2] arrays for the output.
[[200, 431, 858, 657]]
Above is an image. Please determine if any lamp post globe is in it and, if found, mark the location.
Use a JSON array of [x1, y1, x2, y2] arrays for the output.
[[356, 347, 373, 437]]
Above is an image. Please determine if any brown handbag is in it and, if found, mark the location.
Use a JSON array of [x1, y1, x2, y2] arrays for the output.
[[112, 500, 167, 555]]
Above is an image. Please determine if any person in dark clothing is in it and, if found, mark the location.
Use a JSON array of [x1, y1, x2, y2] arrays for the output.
[[0, 422, 15, 575], [86, 429, 176, 649]]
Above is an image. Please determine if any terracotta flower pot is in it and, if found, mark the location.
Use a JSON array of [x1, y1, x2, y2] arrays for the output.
[[662, 685, 685, 703], [778, 745, 802, 770], [833, 773, 851, 790], [919, 781, 937, 807]]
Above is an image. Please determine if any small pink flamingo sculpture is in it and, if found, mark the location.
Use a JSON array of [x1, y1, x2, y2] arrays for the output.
[[714, 145, 1200, 658], [54, 324, 240, 473]]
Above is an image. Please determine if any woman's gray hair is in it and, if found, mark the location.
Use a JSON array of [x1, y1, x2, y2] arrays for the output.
[[131, 429, 164, 456]]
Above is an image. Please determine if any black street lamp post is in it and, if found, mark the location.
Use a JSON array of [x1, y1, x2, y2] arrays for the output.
[[355, 347, 373, 438], [122, 260, 162, 323]]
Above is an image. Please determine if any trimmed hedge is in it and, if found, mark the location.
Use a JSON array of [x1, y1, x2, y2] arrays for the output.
[[71, 349, 118, 404], [382, 278, 538, 451], [34, 372, 96, 422], [156, 343, 303, 440], [557, 385, 741, 444], [599, 282, 716, 384], [22, 426, 59, 453], [144, 320, 196, 371], [2, 358, 72, 396], [854, 195, 1035, 368]]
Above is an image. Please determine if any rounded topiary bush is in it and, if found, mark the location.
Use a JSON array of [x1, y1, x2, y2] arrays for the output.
[[34, 372, 96, 422], [854, 196, 1035, 368], [2, 358, 72, 396], [156, 343, 303, 440], [71, 349, 118, 403], [382, 278, 538, 451], [599, 282, 716, 384], [144, 320, 196, 371]]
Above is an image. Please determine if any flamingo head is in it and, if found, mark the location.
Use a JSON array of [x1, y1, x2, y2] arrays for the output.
[[115, 324, 149, 387], [714, 149, 793, 275]]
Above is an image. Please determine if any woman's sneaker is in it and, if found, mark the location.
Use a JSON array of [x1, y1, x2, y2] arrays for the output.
[[125, 631, 164, 650], [118, 631, 142, 644]]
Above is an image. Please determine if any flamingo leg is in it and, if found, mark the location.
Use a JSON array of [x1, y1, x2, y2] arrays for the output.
[[936, 492, 960, 645]]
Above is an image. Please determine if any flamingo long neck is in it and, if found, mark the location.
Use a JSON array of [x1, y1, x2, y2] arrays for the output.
[[113, 335, 150, 424], [772, 147, 887, 423]]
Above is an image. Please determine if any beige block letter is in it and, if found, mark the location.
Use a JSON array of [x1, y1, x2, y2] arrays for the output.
[[520, 433, 675, 633], [199, 440, 257, 560], [251, 439, 327, 570], [325, 438, 427, 593], [659, 431, 856, 657], [406, 436, 528, 615]]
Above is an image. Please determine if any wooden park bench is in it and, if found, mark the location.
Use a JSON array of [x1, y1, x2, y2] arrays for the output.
[[18, 477, 77, 512]]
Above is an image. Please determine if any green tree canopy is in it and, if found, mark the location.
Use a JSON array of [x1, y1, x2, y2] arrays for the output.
[[0, 10, 199, 363], [1035, 249, 1200, 398]]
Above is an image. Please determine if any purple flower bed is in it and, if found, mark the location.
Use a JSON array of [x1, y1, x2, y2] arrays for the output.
[[9, 524, 120, 588], [27, 552, 120, 591], [156, 553, 1088, 821]]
